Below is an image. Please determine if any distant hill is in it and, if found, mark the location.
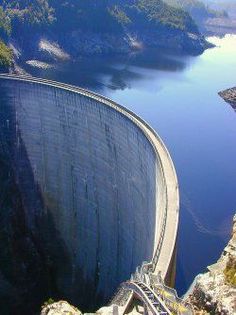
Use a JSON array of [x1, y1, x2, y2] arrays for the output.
[[164, 0, 228, 23], [190, 0, 236, 34], [0, 0, 210, 69], [203, 0, 236, 18]]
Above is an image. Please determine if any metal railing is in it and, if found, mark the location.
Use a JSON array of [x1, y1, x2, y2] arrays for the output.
[[150, 273, 194, 315], [127, 264, 194, 315], [123, 281, 171, 315]]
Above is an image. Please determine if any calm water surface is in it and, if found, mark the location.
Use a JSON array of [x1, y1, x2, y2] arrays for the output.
[[25, 34, 236, 295]]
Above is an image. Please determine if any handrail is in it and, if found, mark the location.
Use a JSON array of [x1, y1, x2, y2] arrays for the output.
[[122, 281, 171, 315], [128, 268, 193, 315], [150, 274, 194, 315]]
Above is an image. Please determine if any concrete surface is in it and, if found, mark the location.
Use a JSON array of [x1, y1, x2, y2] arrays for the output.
[[0, 74, 179, 311]]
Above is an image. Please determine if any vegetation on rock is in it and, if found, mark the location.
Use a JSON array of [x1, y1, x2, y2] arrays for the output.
[[0, 6, 11, 39], [0, 40, 12, 67], [224, 254, 236, 286]]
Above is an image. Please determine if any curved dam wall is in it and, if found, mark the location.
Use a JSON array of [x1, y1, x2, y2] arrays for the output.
[[0, 75, 179, 315]]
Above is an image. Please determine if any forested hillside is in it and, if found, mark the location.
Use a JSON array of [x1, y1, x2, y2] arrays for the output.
[[0, 0, 198, 34], [0, 5, 12, 68], [0, 0, 209, 69]]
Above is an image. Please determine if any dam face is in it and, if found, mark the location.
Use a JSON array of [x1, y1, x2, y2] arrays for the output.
[[0, 76, 179, 315]]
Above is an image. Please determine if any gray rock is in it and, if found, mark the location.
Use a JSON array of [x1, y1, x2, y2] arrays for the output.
[[219, 87, 236, 111], [41, 301, 82, 315]]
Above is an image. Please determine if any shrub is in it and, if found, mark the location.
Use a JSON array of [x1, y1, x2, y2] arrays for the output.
[[0, 40, 12, 68], [224, 256, 236, 286]]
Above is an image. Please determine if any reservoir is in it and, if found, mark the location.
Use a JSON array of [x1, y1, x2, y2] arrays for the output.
[[22, 34, 236, 295]]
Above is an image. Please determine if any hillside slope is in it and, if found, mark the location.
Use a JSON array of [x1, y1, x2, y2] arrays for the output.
[[0, 0, 210, 67]]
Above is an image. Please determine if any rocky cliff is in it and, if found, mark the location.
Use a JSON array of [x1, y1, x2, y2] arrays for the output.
[[186, 214, 236, 314], [10, 31, 209, 74]]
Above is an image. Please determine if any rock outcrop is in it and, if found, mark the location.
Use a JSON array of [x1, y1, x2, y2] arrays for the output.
[[219, 87, 236, 111], [186, 214, 236, 314], [41, 301, 82, 315], [40, 301, 119, 315]]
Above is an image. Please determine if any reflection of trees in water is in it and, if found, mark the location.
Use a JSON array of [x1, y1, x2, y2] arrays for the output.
[[108, 68, 142, 90], [103, 49, 189, 91], [23, 48, 190, 92], [125, 49, 187, 71]]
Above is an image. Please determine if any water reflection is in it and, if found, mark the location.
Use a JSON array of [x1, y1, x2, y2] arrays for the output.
[[22, 48, 191, 92]]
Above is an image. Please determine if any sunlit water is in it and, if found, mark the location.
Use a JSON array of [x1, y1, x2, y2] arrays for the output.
[[23, 34, 236, 295]]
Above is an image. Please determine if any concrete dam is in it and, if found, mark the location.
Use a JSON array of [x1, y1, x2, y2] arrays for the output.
[[0, 74, 179, 315]]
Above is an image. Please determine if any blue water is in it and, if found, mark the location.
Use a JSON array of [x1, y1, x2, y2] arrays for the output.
[[25, 34, 236, 295]]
